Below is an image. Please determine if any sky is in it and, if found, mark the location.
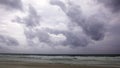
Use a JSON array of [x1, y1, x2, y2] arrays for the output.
[[0, 0, 120, 54]]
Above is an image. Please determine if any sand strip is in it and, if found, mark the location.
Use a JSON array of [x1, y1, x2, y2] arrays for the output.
[[0, 61, 119, 68]]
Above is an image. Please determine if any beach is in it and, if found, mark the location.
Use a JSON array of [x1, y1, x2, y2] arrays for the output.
[[0, 61, 120, 68], [0, 54, 120, 68]]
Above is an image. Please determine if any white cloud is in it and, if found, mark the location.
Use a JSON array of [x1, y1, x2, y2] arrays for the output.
[[49, 33, 66, 43]]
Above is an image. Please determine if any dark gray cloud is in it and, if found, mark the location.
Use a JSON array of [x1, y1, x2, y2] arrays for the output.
[[50, 0, 106, 41], [50, 0, 66, 11], [98, 0, 120, 12], [66, 3, 105, 41], [14, 0, 91, 48], [14, 5, 44, 46], [94, 22, 120, 54], [83, 19, 105, 41], [46, 29, 90, 47], [62, 32, 89, 47], [109, 22, 120, 36], [24, 29, 37, 46], [24, 29, 36, 40], [67, 4, 84, 26], [15, 5, 40, 27], [24, 26, 89, 47], [0, 35, 19, 46], [14, 0, 106, 48], [37, 30, 50, 43], [25, 5, 40, 27], [24, 28, 51, 46], [0, 0, 23, 10], [0, 0, 120, 54]]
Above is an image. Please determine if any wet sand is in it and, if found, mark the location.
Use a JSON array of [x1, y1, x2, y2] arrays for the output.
[[0, 62, 119, 68]]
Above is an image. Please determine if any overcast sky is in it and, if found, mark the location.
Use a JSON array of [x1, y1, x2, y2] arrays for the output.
[[0, 0, 120, 54]]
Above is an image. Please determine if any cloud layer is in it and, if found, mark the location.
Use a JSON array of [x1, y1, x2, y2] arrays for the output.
[[0, 0, 120, 54], [0, 0, 23, 10], [99, 0, 120, 12], [0, 34, 19, 46]]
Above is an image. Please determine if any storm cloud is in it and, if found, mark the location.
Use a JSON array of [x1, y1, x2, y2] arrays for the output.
[[45, 28, 90, 47], [0, 0, 23, 10], [98, 0, 120, 12], [16, 5, 40, 27], [61, 31, 89, 47], [0, 35, 19, 46], [50, 0, 106, 41], [0, 0, 120, 54], [22, 0, 107, 48]]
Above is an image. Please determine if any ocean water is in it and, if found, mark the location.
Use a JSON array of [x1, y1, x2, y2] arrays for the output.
[[0, 54, 120, 66]]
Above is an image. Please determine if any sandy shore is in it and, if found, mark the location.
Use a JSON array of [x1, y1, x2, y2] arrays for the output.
[[0, 62, 119, 68]]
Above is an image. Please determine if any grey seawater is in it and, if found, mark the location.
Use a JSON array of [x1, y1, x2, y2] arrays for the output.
[[0, 55, 120, 66]]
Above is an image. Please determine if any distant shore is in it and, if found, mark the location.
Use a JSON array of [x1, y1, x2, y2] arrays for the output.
[[0, 53, 120, 57], [0, 61, 119, 68]]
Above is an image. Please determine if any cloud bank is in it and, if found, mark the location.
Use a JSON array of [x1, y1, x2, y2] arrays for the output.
[[0, 0, 120, 54], [0, 0, 23, 10]]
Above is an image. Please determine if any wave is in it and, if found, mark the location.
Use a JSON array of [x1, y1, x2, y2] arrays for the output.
[[0, 55, 120, 65]]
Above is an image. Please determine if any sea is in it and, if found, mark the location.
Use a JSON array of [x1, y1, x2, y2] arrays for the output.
[[0, 54, 120, 67]]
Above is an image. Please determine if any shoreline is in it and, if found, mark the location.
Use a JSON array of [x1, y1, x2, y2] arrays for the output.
[[0, 53, 120, 57], [0, 61, 119, 68]]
